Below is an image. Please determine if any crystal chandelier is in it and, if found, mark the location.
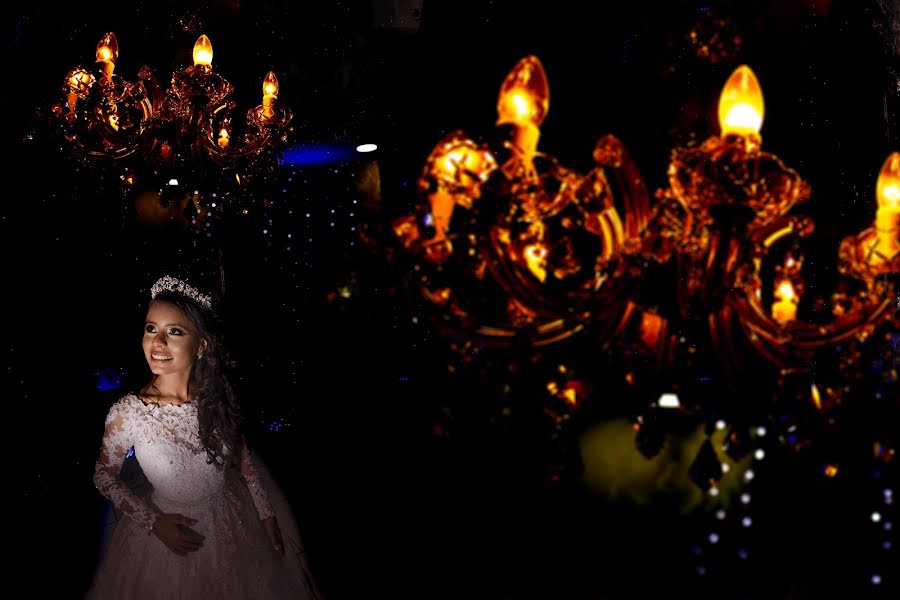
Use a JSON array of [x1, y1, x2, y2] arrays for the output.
[[393, 56, 899, 489], [51, 32, 293, 192]]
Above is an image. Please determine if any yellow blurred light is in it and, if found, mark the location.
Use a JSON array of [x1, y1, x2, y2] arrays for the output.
[[775, 280, 796, 302], [823, 464, 839, 478], [771, 278, 798, 324], [193, 35, 213, 67], [718, 65, 764, 137], [811, 384, 821, 410], [496, 56, 549, 128], [876, 152, 900, 210], [524, 243, 549, 283], [430, 141, 496, 188]]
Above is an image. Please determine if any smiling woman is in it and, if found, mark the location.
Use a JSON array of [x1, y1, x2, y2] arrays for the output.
[[86, 275, 321, 599]]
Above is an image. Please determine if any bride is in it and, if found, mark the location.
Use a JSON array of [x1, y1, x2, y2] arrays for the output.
[[86, 275, 320, 599]]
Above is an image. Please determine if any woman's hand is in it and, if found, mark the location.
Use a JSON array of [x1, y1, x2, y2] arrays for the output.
[[151, 513, 205, 556], [262, 515, 284, 555]]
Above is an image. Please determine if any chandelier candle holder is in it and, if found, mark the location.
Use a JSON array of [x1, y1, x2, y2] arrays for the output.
[[51, 32, 293, 190], [394, 56, 899, 489]]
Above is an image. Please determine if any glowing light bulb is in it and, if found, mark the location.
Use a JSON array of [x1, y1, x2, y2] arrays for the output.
[[875, 151, 900, 234], [771, 278, 798, 324], [193, 35, 213, 67], [718, 65, 764, 138], [95, 32, 119, 64], [870, 152, 900, 262], [496, 55, 549, 129], [261, 71, 280, 118], [262, 71, 279, 98], [877, 152, 900, 211]]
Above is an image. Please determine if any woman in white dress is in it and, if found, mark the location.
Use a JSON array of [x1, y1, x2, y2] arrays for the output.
[[86, 275, 320, 599]]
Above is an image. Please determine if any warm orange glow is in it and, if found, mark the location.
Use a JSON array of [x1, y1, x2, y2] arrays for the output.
[[95, 32, 119, 63], [193, 35, 213, 67], [496, 56, 549, 128], [524, 242, 549, 282], [218, 128, 230, 147], [439, 146, 482, 179], [639, 312, 664, 349], [771, 278, 797, 324], [876, 152, 900, 210], [823, 464, 839, 478], [775, 280, 796, 302], [68, 69, 92, 89], [811, 384, 821, 410], [427, 137, 497, 190], [718, 65, 764, 137], [262, 71, 279, 98]]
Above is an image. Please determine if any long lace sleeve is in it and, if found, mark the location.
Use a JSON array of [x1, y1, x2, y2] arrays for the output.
[[239, 438, 275, 520], [92, 399, 159, 532]]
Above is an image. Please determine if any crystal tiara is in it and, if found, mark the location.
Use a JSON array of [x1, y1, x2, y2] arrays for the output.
[[150, 275, 213, 310]]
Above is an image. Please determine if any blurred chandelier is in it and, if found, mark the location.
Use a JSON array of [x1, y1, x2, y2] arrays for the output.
[[394, 56, 899, 485], [51, 32, 292, 190]]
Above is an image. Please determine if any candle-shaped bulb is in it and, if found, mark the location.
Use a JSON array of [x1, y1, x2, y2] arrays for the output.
[[262, 71, 279, 98], [872, 152, 900, 262], [496, 56, 549, 129], [218, 128, 230, 147], [193, 34, 213, 67], [718, 65, 764, 138], [261, 71, 279, 118], [95, 32, 119, 64], [876, 152, 900, 211]]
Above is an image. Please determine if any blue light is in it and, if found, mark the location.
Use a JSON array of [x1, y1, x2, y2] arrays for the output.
[[126, 447, 135, 459], [94, 368, 126, 391], [282, 143, 355, 166]]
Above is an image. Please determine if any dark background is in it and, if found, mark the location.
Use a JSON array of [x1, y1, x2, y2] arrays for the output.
[[1, 1, 898, 598]]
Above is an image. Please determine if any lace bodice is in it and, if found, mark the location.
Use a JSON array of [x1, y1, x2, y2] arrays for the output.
[[93, 394, 274, 531]]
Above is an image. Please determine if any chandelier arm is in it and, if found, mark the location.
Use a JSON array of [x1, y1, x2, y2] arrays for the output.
[[196, 129, 276, 165], [65, 135, 143, 161], [730, 293, 893, 366], [136, 66, 166, 115], [592, 135, 652, 240]]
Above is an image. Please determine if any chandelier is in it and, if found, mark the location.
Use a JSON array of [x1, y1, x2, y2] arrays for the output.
[[51, 32, 293, 193], [393, 56, 899, 491]]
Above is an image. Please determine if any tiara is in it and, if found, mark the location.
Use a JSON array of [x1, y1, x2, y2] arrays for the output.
[[150, 275, 213, 309]]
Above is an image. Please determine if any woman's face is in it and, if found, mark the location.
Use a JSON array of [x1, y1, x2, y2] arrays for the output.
[[142, 300, 207, 377]]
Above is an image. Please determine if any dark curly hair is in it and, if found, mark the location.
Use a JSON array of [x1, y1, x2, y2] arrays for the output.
[[141, 291, 242, 469]]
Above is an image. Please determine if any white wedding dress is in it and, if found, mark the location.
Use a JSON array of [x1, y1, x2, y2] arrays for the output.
[[86, 393, 320, 599]]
